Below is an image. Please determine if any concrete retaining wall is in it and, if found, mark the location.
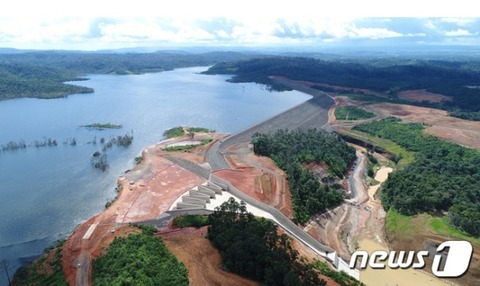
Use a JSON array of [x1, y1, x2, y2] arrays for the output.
[[189, 190, 211, 202], [176, 202, 203, 210], [182, 196, 207, 207], [197, 186, 216, 198]]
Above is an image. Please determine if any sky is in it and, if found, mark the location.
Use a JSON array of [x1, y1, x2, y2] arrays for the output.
[[0, 0, 479, 50]]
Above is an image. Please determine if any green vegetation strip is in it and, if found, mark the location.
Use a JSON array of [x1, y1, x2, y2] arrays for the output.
[[336, 128, 414, 169], [81, 123, 123, 130], [92, 226, 188, 286], [354, 117, 480, 237], [172, 214, 209, 228], [187, 127, 214, 133], [252, 129, 356, 224], [12, 240, 68, 286], [164, 126, 185, 138], [334, 106, 375, 120], [164, 126, 214, 139], [164, 139, 212, 152], [386, 209, 480, 248]]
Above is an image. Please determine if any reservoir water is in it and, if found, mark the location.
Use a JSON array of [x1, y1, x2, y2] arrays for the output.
[[0, 67, 311, 284]]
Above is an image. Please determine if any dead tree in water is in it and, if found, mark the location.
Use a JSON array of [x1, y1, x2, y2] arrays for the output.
[[1, 259, 11, 286]]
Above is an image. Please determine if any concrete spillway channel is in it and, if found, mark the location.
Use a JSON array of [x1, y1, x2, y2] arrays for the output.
[[176, 183, 225, 210]]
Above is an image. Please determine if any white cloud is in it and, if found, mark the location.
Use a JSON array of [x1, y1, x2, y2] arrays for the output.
[[346, 25, 403, 39], [425, 20, 437, 30], [441, 17, 476, 26], [445, 29, 472, 36], [0, 3, 480, 50]]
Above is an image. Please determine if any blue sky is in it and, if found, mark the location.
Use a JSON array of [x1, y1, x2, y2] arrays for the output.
[[1, 0, 479, 50]]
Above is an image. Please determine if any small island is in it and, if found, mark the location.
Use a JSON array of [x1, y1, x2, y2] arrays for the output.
[[81, 123, 123, 130]]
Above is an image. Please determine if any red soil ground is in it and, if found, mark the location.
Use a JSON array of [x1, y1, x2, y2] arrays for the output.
[[156, 226, 258, 286], [213, 142, 293, 219], [397, 89, 452, 103], [370, 103, 480, 150], [61, 134, 211, 285]]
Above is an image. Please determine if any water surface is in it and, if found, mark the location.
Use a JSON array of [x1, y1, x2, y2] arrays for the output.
[[0, 67, 310, 284]]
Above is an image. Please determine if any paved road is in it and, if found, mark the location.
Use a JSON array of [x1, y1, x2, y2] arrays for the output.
[[206, 84, 334, 171], [75, 251, 90, 286], [202, 83, 360, 278]]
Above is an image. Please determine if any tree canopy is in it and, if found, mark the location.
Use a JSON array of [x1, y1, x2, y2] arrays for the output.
[[0, 51, 254, 100], [207, 198, 326, 286], [252, 129, 356, 224], [92, 227, 189, 286], [354, 117, 480, 237], [205, 56, 480, 118]]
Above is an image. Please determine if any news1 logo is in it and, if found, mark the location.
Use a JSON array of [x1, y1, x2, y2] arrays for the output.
[[349, 240, 473, 278]]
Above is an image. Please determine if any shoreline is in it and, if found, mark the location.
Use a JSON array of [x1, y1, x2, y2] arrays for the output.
[[61, 131, 222, 285], [26, 78, 339, 284]]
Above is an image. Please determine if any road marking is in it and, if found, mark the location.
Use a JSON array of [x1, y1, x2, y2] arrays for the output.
[[82, 222, 99, 240]]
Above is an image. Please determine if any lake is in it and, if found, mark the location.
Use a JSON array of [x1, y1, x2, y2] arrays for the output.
[[0, 66, 310, 284]]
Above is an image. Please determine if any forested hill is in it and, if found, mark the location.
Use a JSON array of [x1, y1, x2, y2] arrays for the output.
[[0, 63, 93, 99], [354, 117, 480, 237], [252, 129, 356, 224], [204, 57, 480, 117], [0, 51, 255, 74], [0, 51, 255, 100]]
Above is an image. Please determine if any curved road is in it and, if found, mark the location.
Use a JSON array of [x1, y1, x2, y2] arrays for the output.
[[206, 82, 334, 171], [74, 79, 358, 285], [204, 81, 359, 278]]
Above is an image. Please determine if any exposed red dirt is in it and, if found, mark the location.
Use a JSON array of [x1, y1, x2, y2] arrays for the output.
[[397, 89, 452, 103], [213, 142, 293, 219], [61, 134, 211, 285], [369, 103, 480, 150], [160, 232, 258, 286], [160, 132, 228, 164]]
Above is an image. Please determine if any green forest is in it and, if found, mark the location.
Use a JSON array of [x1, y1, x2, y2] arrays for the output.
[[334, 106, 376, 120], [92, 226, 189, 285], [207, 198, 364, 286], [0, 63, 93, 99], [4, 51, 480, 117], [207, 198, 326, 286], [0, 51, 253, 100], [205, 57, 480, 119], [353, 117, 480, 237], [252, 129, 356, 224]]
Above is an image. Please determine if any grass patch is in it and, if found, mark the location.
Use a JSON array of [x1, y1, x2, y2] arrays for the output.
[[429, 216, 480, 246], [335, 106, 375, 120], [386, 209, 480, 248], [164, 139, 213, 152], [164, 126, 185, 138], [173, 214, 209, 228], [385, 209, 418, 240], [337, 129, 414, 169], [164, 126, 214, 139], [344, 93, 389, 103], [134, 156, 143, 165], [187, 127, 214, 133]]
